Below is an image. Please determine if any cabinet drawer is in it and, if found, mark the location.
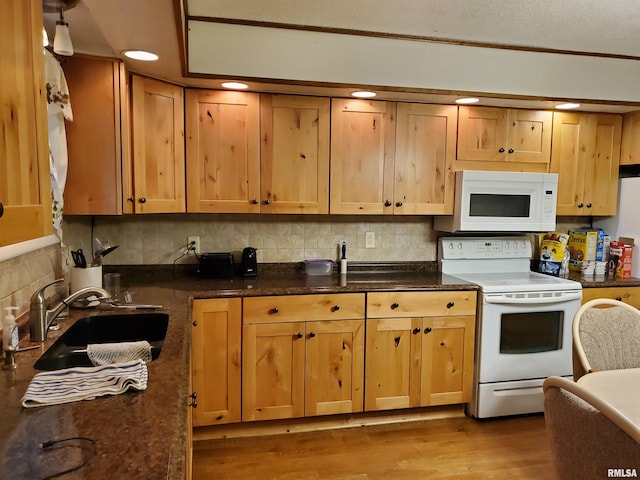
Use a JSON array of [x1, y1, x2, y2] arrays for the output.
[[582, 287, 640, 309], [243, 294, 365, 324], [367, 291, 477, 318]]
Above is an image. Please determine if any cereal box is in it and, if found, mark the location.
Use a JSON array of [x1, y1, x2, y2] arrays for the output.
[[568, 228, 599, 272], [610, 238, 634, 279]]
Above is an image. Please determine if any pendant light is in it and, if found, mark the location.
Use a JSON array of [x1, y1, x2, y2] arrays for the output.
[[53, 7, 73, 56]]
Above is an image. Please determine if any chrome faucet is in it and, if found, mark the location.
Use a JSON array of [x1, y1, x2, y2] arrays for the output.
[[29, 279, 111, 342]]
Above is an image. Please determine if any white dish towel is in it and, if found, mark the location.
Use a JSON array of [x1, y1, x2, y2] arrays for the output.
[[87, 340, 152, 366], [21, 359, 148, 408]]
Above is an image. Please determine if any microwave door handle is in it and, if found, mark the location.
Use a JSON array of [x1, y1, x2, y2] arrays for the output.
[[484, 291, 582, 305]]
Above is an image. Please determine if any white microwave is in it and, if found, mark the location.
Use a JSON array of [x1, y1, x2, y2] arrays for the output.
[[434, 170, 558, 232]]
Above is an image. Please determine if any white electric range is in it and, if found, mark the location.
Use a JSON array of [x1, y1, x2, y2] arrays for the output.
[[440, 236, 582, 419]]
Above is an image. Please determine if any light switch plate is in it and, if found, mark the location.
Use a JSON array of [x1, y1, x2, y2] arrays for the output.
[[365, 232, 375, 248]]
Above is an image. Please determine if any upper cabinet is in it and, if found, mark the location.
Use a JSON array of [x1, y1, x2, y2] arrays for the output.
[[330, 99, 456, 215], [0, 0, 52, 246], [620, 110, 640, 166], [63, 56, 127, 215], [455, 106, 552, 172], [186, 90, 261, 213], [551, 112, 622, 216], [260, 94, 330, 214], [330, 99, 396, 214], [128, 75, 185, 213]]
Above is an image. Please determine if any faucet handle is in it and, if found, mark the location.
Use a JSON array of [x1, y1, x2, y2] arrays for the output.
[[30, 278, 65, 305]]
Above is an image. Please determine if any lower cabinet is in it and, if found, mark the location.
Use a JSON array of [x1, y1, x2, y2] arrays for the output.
[[242, 294, 365, 421], [581, 286, 640, 308], [191, 298, 242, 426], [365, 291, 476, 411]]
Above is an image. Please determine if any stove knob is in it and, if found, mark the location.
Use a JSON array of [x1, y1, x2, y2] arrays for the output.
[[457, 242, 463, 249]]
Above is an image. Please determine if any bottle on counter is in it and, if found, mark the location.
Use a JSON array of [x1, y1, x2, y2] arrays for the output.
[[2, 307, 19, 351]]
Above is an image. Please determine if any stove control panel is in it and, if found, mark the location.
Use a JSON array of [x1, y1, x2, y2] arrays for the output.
[[440, 236, 532, 260]]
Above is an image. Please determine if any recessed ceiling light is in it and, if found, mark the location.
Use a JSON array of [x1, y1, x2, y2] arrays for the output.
[[455, 97, 480, 104], [555, 103, 581, 110], [221, 82, 249, 90], [123, 50, 159, 61], [351, 91, 376, 98]]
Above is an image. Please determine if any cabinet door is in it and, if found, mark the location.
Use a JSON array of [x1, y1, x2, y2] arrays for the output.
[[421, 316, 475, 406], [583, 114, 621, 216], [0, 0, 51, 246], [242, 322, 305, 421], [260, 94, 330, 214], [620, 110, 640, 166], [131, 75, 185, 213], [63, 56, 126, 215], [330, 99, 395, 214], [550, 112, 590, 215], [364, 318, 422, 411], [506, 109, 552, 164], [186, 90, 260, 213], [191, 298, 241, 426], [305, 319, 364, 416], [456, 106, 507, 163], [394, 103, 456, 215]]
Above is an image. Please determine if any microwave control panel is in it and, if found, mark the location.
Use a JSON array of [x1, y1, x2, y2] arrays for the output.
[[440, 236, 532, 260]]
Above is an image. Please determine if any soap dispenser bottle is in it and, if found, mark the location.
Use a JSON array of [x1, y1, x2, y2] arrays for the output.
[[3, 307, 19, 351]]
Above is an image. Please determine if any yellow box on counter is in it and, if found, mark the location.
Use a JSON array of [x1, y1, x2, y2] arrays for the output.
[[568, 229, 599, 271]]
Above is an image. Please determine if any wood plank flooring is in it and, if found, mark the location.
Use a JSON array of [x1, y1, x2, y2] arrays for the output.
[[193, 413, 554, 479]]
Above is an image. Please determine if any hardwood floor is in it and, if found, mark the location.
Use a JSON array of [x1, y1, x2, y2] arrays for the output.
[[193, 413, 554, 479]]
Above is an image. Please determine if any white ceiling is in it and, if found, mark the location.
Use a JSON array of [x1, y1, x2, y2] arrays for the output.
[[43, 0, 640, 112]]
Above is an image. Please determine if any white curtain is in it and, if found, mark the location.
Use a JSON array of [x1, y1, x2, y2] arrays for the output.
[[44, 49, 73, 239]]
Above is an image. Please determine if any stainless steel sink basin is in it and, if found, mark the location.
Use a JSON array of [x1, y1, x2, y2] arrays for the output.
[[34, 313, 169, 371]]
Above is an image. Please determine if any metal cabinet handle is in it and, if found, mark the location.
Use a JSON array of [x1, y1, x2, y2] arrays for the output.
[[192, 321, 198, 327], [0, 202, 3, 218], [332, 305, 340, 311], [391, 302, 399, 309], [586, 203, 592, 208], [577, 202, 584, 208], [252, 199, 258, 205], [309, 332, 316, 338], [412, 327, 421, 334], [127, 197, 135, 203], [139, 197, 147, 204], [270, 307, 279, 314], [384, 200, 392, 207], [446, 302, 455, 309], [424, 327, 433, 334], [508, 148, 515, 153], [189, 392, 198, 408], [616, 297, 622, 301], [498, 147, 505, 153], [264, 199, 271, 205], [296, 332, 303, 339], [396, 201, 403, 207]]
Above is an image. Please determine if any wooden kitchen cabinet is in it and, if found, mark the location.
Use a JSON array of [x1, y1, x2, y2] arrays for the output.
[[260, 94, 330, 214], [330, 99, 456, 215], [191, 298, 242, 426], [581, 286, 640, 309], [551, 112, 622, 216], [455, 106, 552, 172], [365, 291, 476, 411], [330, 99, 396, 214], [394, 103, 457, 214], [242, 294, 365, 421], [620, 110, 640, 166], [0, 0, 52, 246], [185, 90, 260, 213], [128, 75, 185, 213], [63, 56, 128, 215]]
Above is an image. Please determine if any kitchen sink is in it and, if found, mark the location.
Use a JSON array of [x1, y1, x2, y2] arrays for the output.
[[34, 313, 169, 371]]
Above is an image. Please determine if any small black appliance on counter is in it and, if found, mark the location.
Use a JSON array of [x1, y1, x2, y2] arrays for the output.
[[198, 253, 234, 278], [241, 247, 258, 277]]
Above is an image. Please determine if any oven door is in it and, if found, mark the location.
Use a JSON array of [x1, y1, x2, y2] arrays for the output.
[[477, 290, 582, 383]]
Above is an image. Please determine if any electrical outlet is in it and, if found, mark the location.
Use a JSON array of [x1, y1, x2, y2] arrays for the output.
[[365, 231, 376, 248], [187, 236, 200, 254]]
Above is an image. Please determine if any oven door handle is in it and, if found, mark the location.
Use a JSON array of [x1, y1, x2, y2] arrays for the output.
[[483, 290, 582, 305]]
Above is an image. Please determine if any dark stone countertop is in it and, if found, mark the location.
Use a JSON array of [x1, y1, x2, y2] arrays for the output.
[[0, 263, 477, 480], [568, 272, 640, 288]]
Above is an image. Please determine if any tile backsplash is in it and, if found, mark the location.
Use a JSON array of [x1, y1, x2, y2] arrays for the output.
[[62, 215, 439, 265]]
